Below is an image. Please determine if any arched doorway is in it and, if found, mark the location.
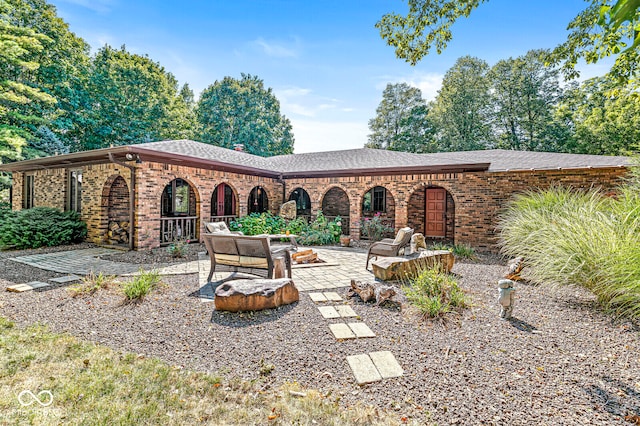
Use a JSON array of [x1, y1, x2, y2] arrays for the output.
[[361, 185, 395, 239], [211, 183, 237, 222], [288, 187, 311, 217], [105, 175, 130, 246], [248, 186, 268, 213], [321, 187, 350, 235], [407, 186, 455, 243], [160, 178, 199, 244]]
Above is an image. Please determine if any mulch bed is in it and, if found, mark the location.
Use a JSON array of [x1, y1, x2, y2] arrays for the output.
[[0, 244, 639, 424]]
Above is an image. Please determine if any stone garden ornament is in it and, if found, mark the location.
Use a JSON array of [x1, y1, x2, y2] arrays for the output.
[[497, 279, 516, 320]]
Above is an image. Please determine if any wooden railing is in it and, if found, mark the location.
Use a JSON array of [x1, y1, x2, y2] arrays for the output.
[[208, 215, 237, 227], [160, 216, 198, 245], [324, 215, 350, 236]]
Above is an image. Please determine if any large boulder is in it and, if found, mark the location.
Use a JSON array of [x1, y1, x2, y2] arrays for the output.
[[214, 278, 299, 312], [371, 250, 455, 281], [280, 200, 297, 220]]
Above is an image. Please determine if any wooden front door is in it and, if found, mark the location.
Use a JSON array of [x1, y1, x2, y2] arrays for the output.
[[216, 183, 226, 217], [425, 188, 446, 238]]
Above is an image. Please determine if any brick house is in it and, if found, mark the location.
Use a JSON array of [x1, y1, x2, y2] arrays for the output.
[[0, 139, 630, 251]]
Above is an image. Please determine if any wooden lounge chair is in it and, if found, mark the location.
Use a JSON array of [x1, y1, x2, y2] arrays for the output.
[[365, 227, 413, 270], [202, 233, 292, 282]]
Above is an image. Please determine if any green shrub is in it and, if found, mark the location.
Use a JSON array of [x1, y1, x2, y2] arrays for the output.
[[230, 213, 286, 235], [122, 270, 162, 302], [0, 207, 87, 250], [297, 211, 342, 246], [285, 217, 308, 236], [498, 183, 640, 319], [359, 212, 393, 241], [167, 238, 190, 258], [402, 266, 468, 318]]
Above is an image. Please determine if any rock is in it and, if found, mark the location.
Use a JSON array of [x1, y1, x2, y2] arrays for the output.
[[410, 233, 427, 253], [371, 250, 455, 281], [214, 278, 299, 312], [280, 200, 297, 220]]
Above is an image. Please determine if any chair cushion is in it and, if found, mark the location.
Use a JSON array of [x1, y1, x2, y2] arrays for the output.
[[214, 254, 269, 269], [215, 254, 240, 265], [206, 222, 230, 233], [393, 227, 412, 245]]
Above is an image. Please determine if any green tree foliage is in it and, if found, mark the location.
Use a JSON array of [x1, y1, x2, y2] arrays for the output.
[[557, 76, 640, 155], [195, 74, 294, 156], [429, 56, 493, 151], [378, 0, 640, 85], [4, 0, 91, 153], [366, 82, 436, 152], [81, 45, 194, 150], [489, 50, 565, 151], [0, 6, 57, 188]]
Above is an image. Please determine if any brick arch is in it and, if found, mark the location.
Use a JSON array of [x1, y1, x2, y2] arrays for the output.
[[248, 185, 270, 213], [287, 187, 312, 216], [359, 184, 396, 238], [211, 181, 239, 217], [407, 183, 456, 243], [321, 186, 351, 234], [100, 174, 130, 246]]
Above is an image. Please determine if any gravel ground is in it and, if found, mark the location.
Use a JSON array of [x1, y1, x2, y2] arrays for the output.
[[1, 245, 639, 425]]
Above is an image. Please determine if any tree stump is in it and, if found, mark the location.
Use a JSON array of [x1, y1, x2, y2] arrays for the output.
[[371, 250, 455, 281], [347, 279, 397, 305], [214, 278, 299, 312]]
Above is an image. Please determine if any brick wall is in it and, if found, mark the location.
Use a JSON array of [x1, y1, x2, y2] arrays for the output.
[[11, 162, 627, 252]]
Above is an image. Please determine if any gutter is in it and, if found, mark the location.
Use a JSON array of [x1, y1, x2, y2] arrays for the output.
[[108, 153, 136, 251]]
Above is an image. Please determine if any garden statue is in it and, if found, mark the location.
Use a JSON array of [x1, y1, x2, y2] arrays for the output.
[[280, 200, 297, 220], [410, 233, 427, 254], [505, 256, 525, 281], [497, 279, 515, 320]]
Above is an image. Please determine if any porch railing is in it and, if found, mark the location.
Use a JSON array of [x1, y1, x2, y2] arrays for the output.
[[160, 216, 198, 245], [208, 215, 238, 227], [324, 215, 350, 235]]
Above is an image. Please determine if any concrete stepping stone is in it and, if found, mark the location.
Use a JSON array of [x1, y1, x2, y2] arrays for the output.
[[323, 291, 342, 301], [369, 351, 403, 379], [348, 322, 376, 338], [49, 275, 81, 284], [309, 292, 328, 302], [6, 281, 51, 292], [347, 354, 382, 384], [318, 306, 341, 319], [334, 305, 357, 317], [329, 323, 356, 339]]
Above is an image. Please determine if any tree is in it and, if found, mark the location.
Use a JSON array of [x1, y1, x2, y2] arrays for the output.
[[557, 76, 640, 155], [0, 13, 56, 188], [5, 0, 91, 152], [378, 0, 640, 85], [81, 45, 193, 150], [430, 56, 493, 151], [366, 82, 435, 152], [489, 50, 565, 151], [195, 74, 294, 156]]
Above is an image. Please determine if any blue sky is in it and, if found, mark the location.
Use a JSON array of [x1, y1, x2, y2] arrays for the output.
[[49, 0, 612, 153]]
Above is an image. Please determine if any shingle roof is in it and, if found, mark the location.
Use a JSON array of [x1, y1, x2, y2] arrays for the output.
[[0, 139, 632, 175]]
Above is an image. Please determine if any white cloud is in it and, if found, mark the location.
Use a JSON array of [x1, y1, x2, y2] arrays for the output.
[[290, 119, 368, 153], [375, 71, 445, 102], [252, 37, 299, 58]]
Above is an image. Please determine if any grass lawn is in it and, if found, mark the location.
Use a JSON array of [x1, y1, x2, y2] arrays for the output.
[[0, 317, 403, 425]]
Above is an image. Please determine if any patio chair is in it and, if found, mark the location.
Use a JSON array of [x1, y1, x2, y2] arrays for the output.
[[365, 227, 413, 270]]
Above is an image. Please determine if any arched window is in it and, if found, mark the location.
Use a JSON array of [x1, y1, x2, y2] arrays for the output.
[[362, 186, 387, 213], [288, 188, 311, 216], [248, 186, 268, 213], [161, 179, 196, 217]]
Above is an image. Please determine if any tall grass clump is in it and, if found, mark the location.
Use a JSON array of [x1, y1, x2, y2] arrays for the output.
[[402, 266, 468, 319], [122, 269, 162, 302], [498, 181, 640, 319]]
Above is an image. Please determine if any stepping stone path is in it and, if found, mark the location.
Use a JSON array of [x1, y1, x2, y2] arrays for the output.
[[6, 275, 81, 293], [308, 291, 403, 385]]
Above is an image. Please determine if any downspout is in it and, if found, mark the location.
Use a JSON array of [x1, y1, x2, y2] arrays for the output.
[[108, 152, 136, 251], [278, 174, 286, 208]]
